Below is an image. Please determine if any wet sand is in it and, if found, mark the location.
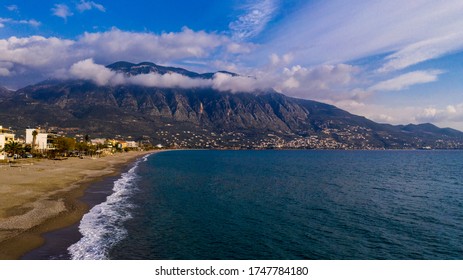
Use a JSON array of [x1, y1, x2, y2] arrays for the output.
[[0, 151, 155, 259]]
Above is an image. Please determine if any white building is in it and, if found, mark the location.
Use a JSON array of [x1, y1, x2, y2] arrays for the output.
[[126, 141, 138, 148], [0, 125, 15, 160], [25, 128, 49, 151], [90, 138, 106, 146]]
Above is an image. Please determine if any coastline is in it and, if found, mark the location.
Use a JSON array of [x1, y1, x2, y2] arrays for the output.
[[0, 150, 155, 260]]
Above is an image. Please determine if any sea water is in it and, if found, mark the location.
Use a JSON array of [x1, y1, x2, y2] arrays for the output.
[[68, 150, 463, 259]]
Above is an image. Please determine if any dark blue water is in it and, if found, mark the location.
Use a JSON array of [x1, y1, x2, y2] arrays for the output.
[[73, 150, 463, 259]]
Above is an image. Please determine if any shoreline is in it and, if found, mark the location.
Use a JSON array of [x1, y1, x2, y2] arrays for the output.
[[0, 150, 156, 260], [22, 165, 136, 260]]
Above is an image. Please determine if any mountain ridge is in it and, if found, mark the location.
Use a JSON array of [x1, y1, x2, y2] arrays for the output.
[[106, 61, 239, 79], [0, 62, 462, 149]]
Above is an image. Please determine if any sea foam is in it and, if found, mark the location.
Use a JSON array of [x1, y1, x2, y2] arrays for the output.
[[68, 154, 150, 260]]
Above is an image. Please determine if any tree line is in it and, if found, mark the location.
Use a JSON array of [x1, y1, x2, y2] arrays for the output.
[[2, 136, 99, 159]]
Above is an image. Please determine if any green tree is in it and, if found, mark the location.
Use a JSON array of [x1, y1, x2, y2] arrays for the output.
[[54, 137, 76, 155], [24, 144, 32, 154], [76, 141, 91, 154], [4, 141, 23, 157]]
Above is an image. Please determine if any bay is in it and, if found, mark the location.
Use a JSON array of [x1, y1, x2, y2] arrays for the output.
[[74, 150, 463, 259]]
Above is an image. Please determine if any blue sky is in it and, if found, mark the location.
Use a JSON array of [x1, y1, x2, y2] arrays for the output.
[[1, 0, 463, 130]]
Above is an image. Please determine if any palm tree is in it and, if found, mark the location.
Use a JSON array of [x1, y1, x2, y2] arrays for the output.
[[4, 141, 23, 158], [32, 130, 38, 152]]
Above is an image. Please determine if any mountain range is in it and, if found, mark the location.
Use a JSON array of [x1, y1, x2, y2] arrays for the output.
[[1, 61, 462, 149]]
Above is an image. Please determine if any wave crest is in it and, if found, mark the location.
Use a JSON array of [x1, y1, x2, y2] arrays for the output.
[[68, 155, 149, 260]]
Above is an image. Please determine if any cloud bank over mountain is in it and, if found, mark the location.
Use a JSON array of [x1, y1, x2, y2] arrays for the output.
[[66, 58, 363, 97], [68, 59, 262, 93]]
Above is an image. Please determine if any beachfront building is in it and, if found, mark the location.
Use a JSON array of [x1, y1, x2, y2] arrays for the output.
[[25, 128, 57, 151], [90, 138, 106, 146], [116, 141, 127, 149], [106, 139, 118, 148], [126, 141, 138, 148], [0, 125, 15, 160]]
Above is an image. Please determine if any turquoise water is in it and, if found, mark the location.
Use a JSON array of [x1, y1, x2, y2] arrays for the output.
[[70, 150, 463, 259]]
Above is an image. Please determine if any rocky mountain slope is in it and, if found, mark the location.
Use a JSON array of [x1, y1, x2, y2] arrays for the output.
[[0, 62, 462, 149]]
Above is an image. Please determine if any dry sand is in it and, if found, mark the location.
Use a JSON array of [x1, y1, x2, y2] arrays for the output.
[[0, 151, 155, 259]]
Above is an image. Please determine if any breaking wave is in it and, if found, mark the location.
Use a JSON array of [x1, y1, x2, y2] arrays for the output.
[[68, 154, 150, 260]]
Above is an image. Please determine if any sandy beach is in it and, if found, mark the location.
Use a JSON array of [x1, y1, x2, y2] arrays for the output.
[[0, 151, 154, 259]]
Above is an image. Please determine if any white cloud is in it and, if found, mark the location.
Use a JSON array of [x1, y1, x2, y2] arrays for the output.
[[0, 36, 74, 67], [0, 17, 41, 27], [378, 32, 463, 73], [18, 19, 41, 27], [6, 5, 18, 11], [69, 58, 123, 86], [226, 42, 253, 54], [446, 105, 457, 114], [375, 114, 395, 123], [52, 4, 73, 20], [0, 29, 252, 88], [208, 62, 362, 96], [212, 72, 264, 93], [158, 61, 363, 95], [0, 68, 10, 76], [334, 103, 415, 125], [0, 18, 9, 26], [369, 70, 443, 92], [0, 64, 11, 76], [67, 59, 252, 91], [0, 62, 13, 76], [78, 27, 230, 62], [333, 101, 463, 130], [76, 1, 106, 12], [274, 64, 361, 100], [129, 72, 211, 89], [262, 1, 463, 70], [420, 107, 438, 121], [52, 1, 106, 20], [415, 104, 463, 124], [229, 0, 278, 41], [269, 53, 293, 66]]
